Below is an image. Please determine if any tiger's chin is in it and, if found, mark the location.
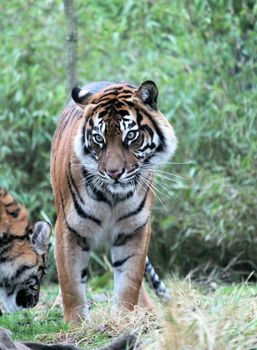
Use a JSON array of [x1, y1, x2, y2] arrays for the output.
[[106, 181, 135, 195], [1, 292, 23, 313], [1, 288, 39, 313]]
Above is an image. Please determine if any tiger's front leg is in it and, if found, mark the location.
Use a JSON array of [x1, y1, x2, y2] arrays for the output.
[[55, 219, 90, 323], [111, 221, 152, 310]]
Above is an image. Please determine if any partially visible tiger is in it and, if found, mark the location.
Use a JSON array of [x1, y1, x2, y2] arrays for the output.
[[51, 80, 177, 323], [0, 188, 51, 313]]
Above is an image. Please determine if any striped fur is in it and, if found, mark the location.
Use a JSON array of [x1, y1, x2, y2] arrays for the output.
[[145, 257, 170, 301], [0, 188, 51, 313], [51, 81, 176, 322]]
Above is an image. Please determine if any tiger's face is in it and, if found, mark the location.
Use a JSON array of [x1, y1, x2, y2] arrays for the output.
[[0, 190, 51, 313], [73, 81, 177, 195]]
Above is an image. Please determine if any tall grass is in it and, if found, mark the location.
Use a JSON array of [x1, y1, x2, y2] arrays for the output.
[[0, 0, 257, 278]]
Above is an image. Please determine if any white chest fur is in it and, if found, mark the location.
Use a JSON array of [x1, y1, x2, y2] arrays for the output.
[[66, 185, 150, 249]]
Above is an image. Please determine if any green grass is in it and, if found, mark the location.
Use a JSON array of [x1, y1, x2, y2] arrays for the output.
[[0, 284, 67, 342], [1, 280, 257, 349], [0, 309, 68, 342]]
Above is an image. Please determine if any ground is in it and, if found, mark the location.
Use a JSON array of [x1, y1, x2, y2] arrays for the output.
[[1, 276, 257, 350]]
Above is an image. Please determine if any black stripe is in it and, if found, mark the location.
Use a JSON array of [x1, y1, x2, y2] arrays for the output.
[[82, 167, 94, 183], [117, 189, 149, 222], [7, 286, 16, 296], [114, 101, 126, 109], [94, 99, 115, 109], [81, 267, 88, 281], [112, 255, 134, 268], [68, 161, 84, 204], [141, 124, 154, 138], [60, 194, 90, 251], [118, 109, 130, 117], [0, 277, 11, 289], [136, 109, 165, 148], [122, 100, 134, 108], [113, 220, 148, 246], [82, 168, 111, 205], [67, 173, 101, 225], [136, 111, 143, 124], [83, 145, 91, 155], [88, 186, 111, 205], [98, 110, 108, 119], [67, 228, 89, 251], [0, 255, 13, 264], [146, 144, 164, 162], [0, 233, 28, 246], [139, 142, 156, 153], [11, 265, 35, 280], [155, 144, 164, 152], [6, 207, 20, 218], [0, 253, 24, 263], [82, 123, 86, 145], [112, 190, 134, 203], [121, 88, 135, 93], [117, 94, 132, 99], [0, 244, 11, 256], [96, 95, 118, 105], [4, 201, 17, 207], [152, 277, 161, 289], [66, 220, 90, 251]]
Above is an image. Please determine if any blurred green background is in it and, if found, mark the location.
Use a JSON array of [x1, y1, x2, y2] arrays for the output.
[[0, 0, 257, 282]]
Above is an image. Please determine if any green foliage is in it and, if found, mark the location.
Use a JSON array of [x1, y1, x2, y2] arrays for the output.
[[0, 0, 257, 280]]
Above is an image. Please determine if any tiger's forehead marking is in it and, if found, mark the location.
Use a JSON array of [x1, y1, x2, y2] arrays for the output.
[[91, 84, 135, 106], [92, 106, 137, 135], [88, 87, 138, 136]]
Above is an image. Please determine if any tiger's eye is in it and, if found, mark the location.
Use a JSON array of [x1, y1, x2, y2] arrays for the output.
[[126, 130, 138, 141], [93, 134, 104, 143]]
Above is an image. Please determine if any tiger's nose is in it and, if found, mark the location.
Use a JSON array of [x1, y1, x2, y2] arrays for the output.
[[106, 168, 124, 179]]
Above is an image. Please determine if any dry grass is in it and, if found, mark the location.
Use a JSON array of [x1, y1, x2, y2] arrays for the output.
[[156, 279, 257, 350], [37, 299, 159, 348], [5, 279, 257, 349]]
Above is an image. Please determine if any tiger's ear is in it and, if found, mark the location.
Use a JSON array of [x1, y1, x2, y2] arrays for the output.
[[71, 87, 93, 107], [137, 81, 158, 110], [30, 221, 51, 255]]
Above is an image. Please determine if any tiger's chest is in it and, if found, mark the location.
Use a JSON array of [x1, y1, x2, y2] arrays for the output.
[[65, 186, 150, 249]]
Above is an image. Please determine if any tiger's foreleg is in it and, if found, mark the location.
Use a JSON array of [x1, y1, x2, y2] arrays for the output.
[[111, 222, 153, 310], [55, 219, 90, 323]]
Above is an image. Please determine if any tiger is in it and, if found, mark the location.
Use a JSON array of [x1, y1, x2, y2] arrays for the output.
[[51, 80, 177, 323], [0, 188, 51, 313]]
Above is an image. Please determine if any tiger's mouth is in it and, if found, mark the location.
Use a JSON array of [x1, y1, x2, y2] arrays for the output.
[[112, 180, 121, 186], [16, 288, 39, 309], [104, 172, 141, 194], [1, 287, 40, 313]]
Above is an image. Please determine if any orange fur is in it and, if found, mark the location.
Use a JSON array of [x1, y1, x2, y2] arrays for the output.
[[0, 189, 51, 312], [51, 81, 176, 322]]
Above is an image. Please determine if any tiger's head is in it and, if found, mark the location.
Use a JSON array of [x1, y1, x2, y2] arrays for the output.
[[0, 189, 51, 313], [72, 81, 177, 195]]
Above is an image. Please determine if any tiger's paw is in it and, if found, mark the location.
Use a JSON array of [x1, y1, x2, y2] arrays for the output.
[[64, 303, 90, 324]]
